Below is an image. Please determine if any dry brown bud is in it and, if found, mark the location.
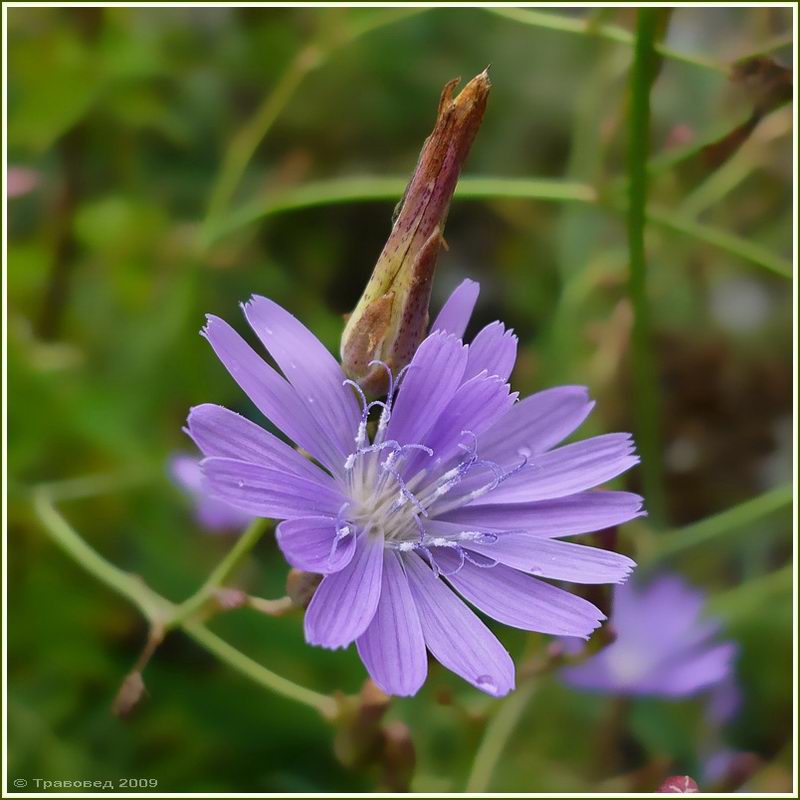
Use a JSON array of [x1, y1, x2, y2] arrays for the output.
[[341, 69, 491, 396], [112, 671, 146, 718], [285, 568, 321, 608]]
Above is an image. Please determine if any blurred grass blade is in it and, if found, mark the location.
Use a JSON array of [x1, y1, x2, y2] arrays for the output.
[[646, 483, 792, 564], [465, 683, 537, 792], [201, 175, 596, 246], [627, 9, 666, 526], [204, 8, 426, 227], [646, 206, 792, 278], [486, 7, 726, 73], [203, 174, 792, 279]]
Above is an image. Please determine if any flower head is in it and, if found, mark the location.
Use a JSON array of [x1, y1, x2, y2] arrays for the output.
[[169, 453, 252, 532], [560, 574, 736, 698], [190, 280, 643, 697]]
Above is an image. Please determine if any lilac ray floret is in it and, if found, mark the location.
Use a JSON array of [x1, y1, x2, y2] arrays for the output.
[[169, 454, 252, 532], [430, 278, 480, 338], [191, 280, 644, 697], [560, 574, 737, 698]]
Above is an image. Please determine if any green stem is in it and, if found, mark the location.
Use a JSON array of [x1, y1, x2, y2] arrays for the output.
[[645, 483, 792, 564], [645, 206, 792, 279], [201, 175, 595, 247], [202, 174, 790, 279], [183, 621, 338, 719], [204, 8, 424, 228], [32, 484, 336, 719], [465, 682, 537, 792], [485, 7, 726, 73], [205, 47, 318, 224], [170, 518, 269, 627], [627, 9, 666, 526], [707, 563, 792, 618], [32, 488, 173, 625]]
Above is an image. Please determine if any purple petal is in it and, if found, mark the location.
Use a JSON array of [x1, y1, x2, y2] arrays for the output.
[[465, 322, 518, 381], [439, 491, 645, 537], [430, 279, 480, 338], [406, 374, 517, 476], [433, 549, 605, 638], [559, 650, 622, 692], [465, 535, 636, 584], [169, 454, 252, 531], [356, 550, 427, 696], [201, 457, 344, 519], [475, 433, 639, 504], [242, 296, 360, 458], [478, 386, 596, 465], [403, 552, 515, 696], [386, 331, 468, 446], [202, 315, 344, 475], [304, 534, 384, 649], [169, 453, 207, 495], [275, 516, 356, 574], [641, 642, 737, 697], [186, 404, 336, 488], [614, 577, 707, 652]]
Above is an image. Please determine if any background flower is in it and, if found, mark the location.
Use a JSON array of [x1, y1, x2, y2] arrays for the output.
[[7, 5, 791, 793], [169, 453, 252, 533], [560, 574, 737, 697]]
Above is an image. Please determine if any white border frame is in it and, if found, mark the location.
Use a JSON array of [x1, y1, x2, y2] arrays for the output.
[[2, 3, 796, 798]]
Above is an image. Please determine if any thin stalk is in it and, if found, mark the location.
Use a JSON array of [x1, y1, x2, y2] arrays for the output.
[[204, 8, 424, 227], [183, 621, 338, 719], [646, 206, 792, 279], [465, 682, 537, 792], [170, 517, 269, 627], [645, 483, 792, 564], [485, 7, 726, 73], [32, 485, 335, 719], [202, 174, 790, 279], [32, 488, 173, 625], [201, 175, 595, 247], [627, 9, 667, 526]]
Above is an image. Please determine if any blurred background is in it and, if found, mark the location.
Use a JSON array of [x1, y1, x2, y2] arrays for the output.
[[6, 5, 794, 794]]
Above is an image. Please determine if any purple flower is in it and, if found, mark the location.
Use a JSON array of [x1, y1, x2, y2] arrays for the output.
[[169, 453, 252, 532], [561, 574, 737, 697], [190, 280, 643, 697]]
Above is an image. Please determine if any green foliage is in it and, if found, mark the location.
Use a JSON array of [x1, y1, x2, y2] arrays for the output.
[[7, 6, 793, 793]]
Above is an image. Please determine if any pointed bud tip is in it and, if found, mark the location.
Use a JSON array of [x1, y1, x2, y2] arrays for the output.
[[341, 71, 491, 394]]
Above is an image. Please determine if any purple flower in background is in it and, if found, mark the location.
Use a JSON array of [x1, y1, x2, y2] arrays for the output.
[[169, 453, 252, 532], [189, 279, 643, 696], [561, 574, 736, 697], [7, 166, 40, 198]]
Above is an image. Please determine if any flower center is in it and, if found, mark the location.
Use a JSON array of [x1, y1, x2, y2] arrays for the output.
[[337, 362, 526, 574]]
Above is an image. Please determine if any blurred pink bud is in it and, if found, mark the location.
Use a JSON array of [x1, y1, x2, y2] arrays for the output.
[[658, 775, 699, 793], [112, 671, 146, 717], [7, 166, 40, 198]]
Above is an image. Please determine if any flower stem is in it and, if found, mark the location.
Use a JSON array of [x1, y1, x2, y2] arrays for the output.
[[465, 682, 537, 792], [183, 621, 338, 719], [32, 481, 336, 719], [169, 517, 269, 628], [203, 8, 425, 229], [645, 482, 792, 564], [201, 174, 791, 279], [32, 488, 172, 625], [626, 9, 666, 527], [485, 7, 726, 73]]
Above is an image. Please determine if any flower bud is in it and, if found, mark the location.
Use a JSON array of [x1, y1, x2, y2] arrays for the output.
[[285, 568, 321, 608], [112, 671, 147, 717], [341, 69, 491, 396]]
